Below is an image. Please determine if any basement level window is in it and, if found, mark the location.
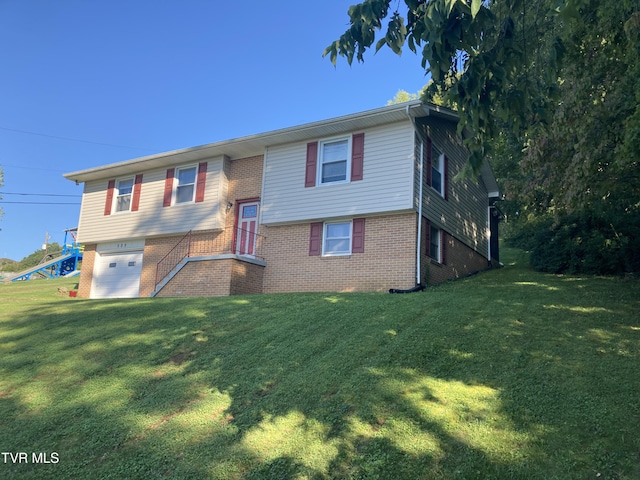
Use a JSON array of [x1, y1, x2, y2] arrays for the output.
[[323, 221, 352, 256], [430, 225, 441, 263]]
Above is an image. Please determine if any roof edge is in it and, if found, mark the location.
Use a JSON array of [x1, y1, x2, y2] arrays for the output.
[[64, 101, 456, 183]]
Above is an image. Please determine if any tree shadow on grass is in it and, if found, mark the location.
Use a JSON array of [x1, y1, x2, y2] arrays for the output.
[[1, 270, 639, 479], [243, 456, 314, 480]]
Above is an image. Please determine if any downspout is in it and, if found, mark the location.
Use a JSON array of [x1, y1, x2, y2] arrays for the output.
[[487, 204, 492, 266], [408, 104, 425, 286], [389, 104, 425, 293], [417, 139, 424, 284]]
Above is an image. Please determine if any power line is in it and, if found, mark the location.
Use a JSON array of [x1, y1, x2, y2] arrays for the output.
[[0, 191, 82, 197], [0, 125, 159, 151], [0, 201, 80, 205], [0, 163, 68, 173]]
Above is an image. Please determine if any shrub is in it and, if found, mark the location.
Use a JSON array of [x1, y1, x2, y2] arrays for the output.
[[528, 209, 640, 275]]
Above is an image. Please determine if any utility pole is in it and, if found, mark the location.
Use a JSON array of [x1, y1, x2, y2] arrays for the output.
[[42, 232, 50, 251]]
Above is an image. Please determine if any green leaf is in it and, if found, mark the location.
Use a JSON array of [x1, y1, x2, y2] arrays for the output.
[[408, 35, 416, 53], [471, 0, 482, 18], [322, 43, 338, 66], [445, 0, 458, 16]]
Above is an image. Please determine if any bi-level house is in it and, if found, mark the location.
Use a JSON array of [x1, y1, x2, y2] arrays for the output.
[[64, 101, 501, 299]]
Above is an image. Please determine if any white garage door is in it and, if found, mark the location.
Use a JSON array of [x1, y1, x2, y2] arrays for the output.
[[90, 251, 143, 299]]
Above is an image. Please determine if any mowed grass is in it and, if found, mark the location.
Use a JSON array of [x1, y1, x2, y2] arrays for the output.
[[0, 248, 638, 479]]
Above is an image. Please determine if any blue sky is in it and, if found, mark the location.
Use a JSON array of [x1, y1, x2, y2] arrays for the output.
[[0, 1, 428, 261]]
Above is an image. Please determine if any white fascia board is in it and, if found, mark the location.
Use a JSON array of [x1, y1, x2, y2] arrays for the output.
[[64, 101, 448, 184]]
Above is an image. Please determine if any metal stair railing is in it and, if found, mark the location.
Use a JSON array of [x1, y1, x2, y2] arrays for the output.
[[154, 227, 266, 290], [155, 230, 192, 288]]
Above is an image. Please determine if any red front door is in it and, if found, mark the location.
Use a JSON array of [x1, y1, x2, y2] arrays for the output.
[[235, 201, 259, 257]]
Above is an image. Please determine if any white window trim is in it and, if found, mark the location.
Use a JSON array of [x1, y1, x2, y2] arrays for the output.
[[317, 136, 352, 186], [114, 177, 134, 213], [431, 152, 445, 198], [322, 220, 352, 256], [174, 164, 197, 205]]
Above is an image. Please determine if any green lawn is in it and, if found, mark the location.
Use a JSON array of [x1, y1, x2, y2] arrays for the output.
[[1, 248, 638, 479]]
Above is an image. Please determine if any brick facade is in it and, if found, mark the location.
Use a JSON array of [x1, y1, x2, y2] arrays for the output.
[[230, 259, 264, 295], [77, 244, 96, 298], [420, 227, 490, 285], [140, 234, 185, 297], [154, 257, 264, 297], [226, 155, 264, 219], [262, 213, 418, 293], [155, 258, 232, 297]]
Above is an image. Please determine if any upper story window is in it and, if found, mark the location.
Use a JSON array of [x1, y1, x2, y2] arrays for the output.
[[424, 138, 448, 200], [305, 133, 364, 187], [104, 175, 142, 216], [115, 178, 134, 212], [431, 145, 445, 197], [162, 162, 207, 208], [319, 137, 350, 185], [175, 165, 197, 204]]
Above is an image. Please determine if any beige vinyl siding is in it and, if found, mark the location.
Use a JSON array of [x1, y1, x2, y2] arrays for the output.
[[415, 117, 490, 257], [77, 157, 226, 244], [261, 122, 415, 224]]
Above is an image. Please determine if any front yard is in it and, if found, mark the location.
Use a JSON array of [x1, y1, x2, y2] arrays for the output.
[[1, 248, 638, 479]]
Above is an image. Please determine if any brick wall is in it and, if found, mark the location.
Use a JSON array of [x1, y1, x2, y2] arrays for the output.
[[140, 230, 227, 296], [189, 230, 232, 257], [77, 244, 96, 298], [155, 258, 232, 297], [154, 257, 264, 297], [230, 260, 264, 295], [225, 155, 265, 243], [262, 213, 417, 293], [226, 156, 264, 217], [420, 228, 490, 285], [140, 234, 187, 297]]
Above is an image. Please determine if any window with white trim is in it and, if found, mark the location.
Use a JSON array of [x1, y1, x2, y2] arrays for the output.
[[115, 178, 134, 212], [323, 221, 352, 256], [319, 137, 350, 185], [430, 225, 441, 262], [175, 165, 197, 204], [432, 148, 445, 197]]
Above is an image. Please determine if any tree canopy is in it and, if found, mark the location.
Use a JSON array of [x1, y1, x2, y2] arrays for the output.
[[327, 0, 640, 274], [386, 89, 420, 105], [325, 0, 573, 172], [1, 242, 64, 272], [325, 1, 638, 174]]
